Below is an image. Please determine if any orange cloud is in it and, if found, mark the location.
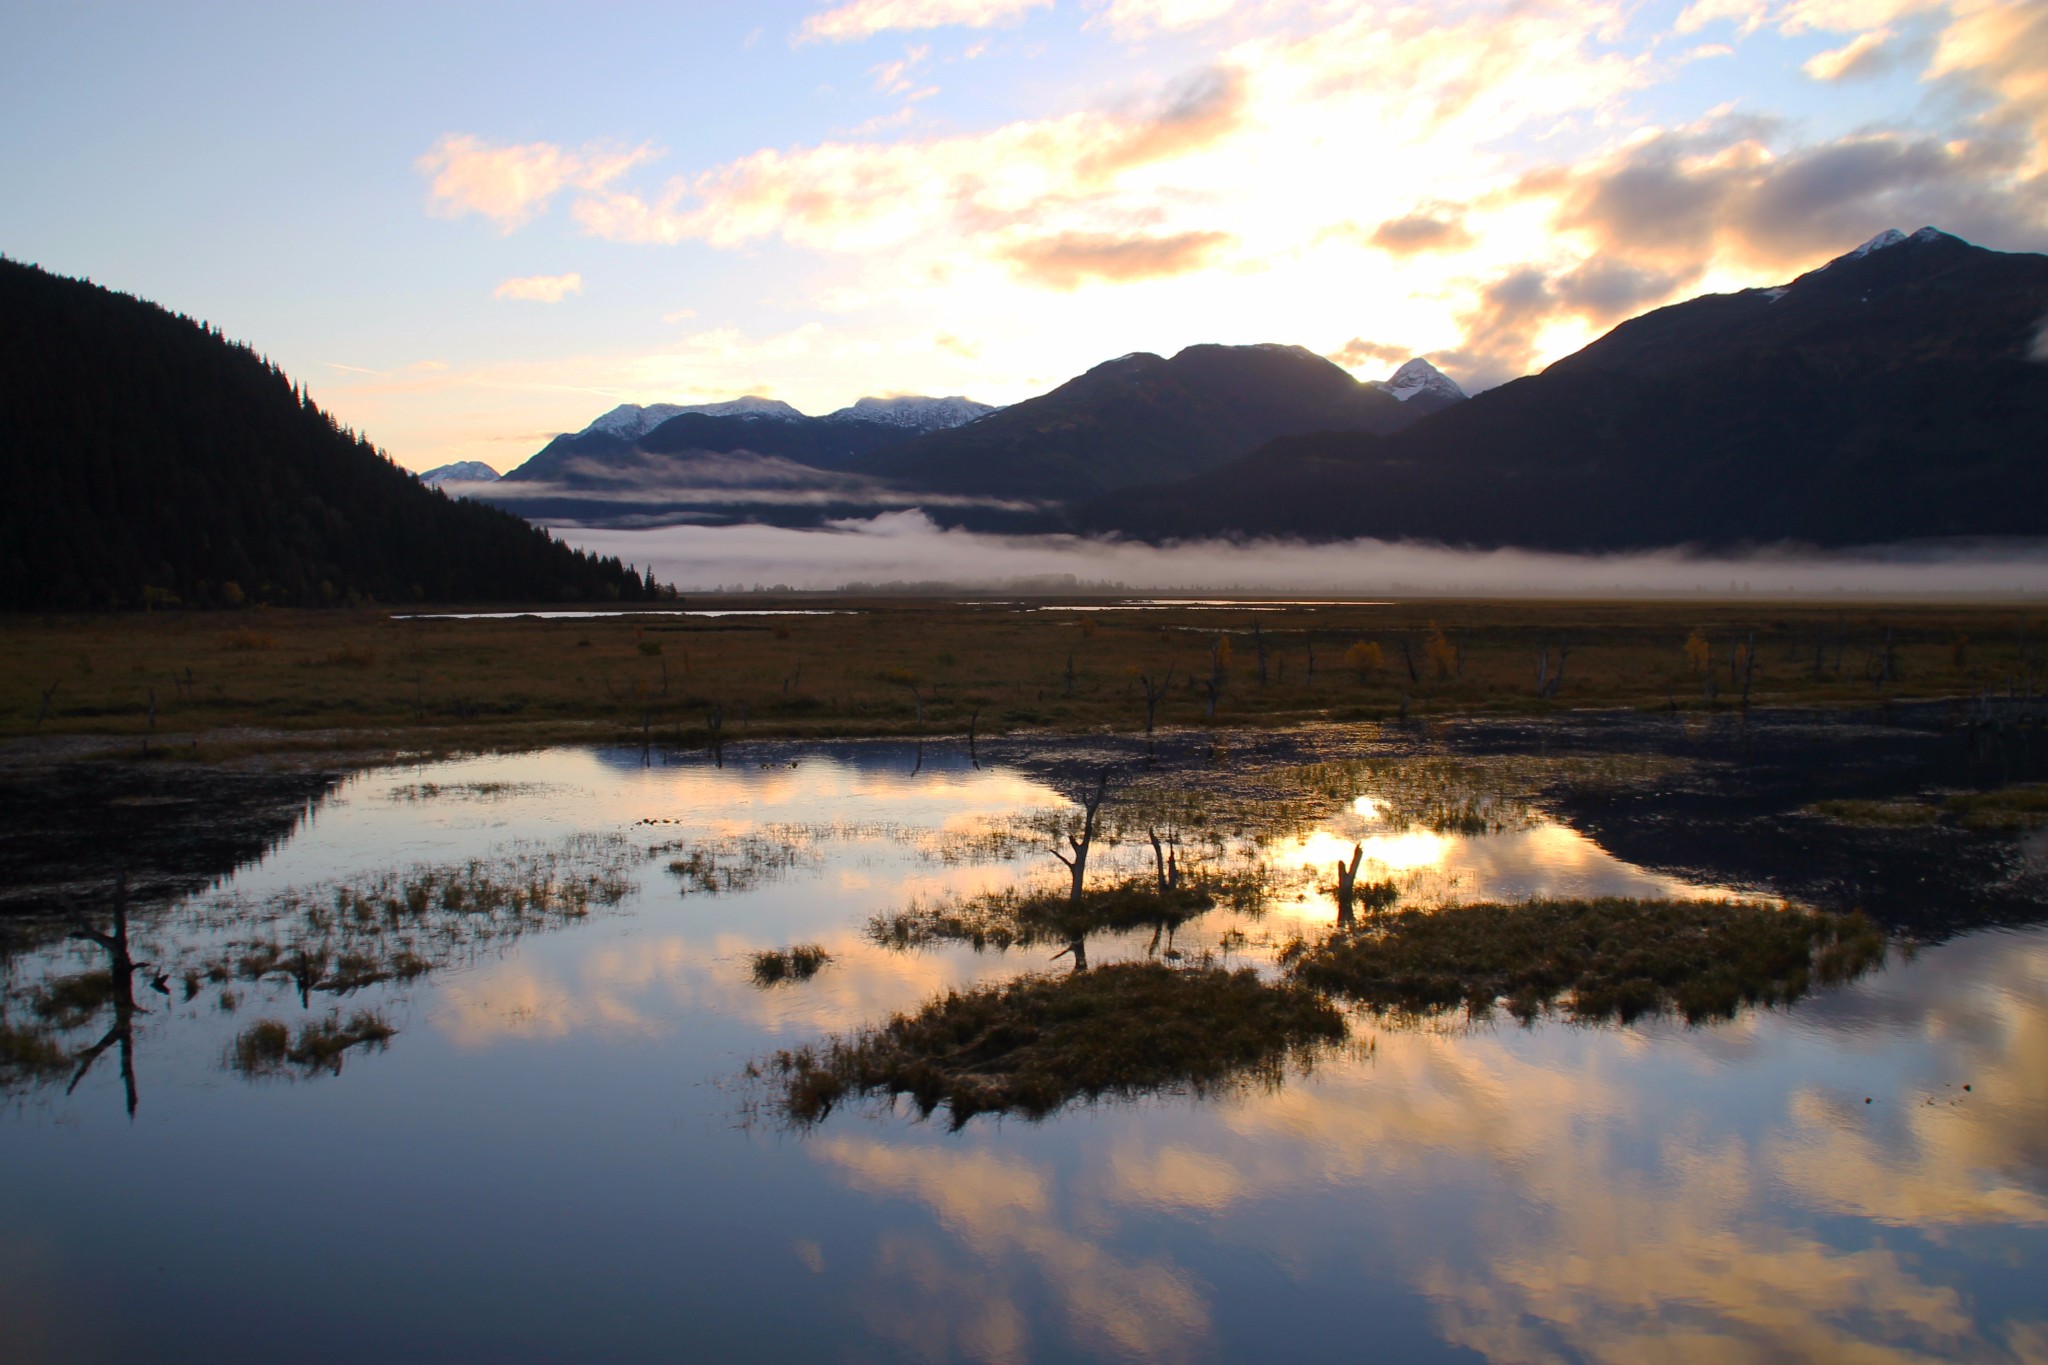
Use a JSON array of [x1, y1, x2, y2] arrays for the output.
[[417, 134, 657, 232], [1326, 337, 1411, 369], [1369, 212, 1476, 255], [1000, 229, 1234, 288], [570, 64, 1249, 258], [493, 272, 584, 303], [1804, 28, 1901, 78]]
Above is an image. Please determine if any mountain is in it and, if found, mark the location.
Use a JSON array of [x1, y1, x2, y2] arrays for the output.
[[419, 460, 500, 488], [582, 396, 805, 442], [849, 343, 1426, 502], [823, 395, 997, 429], [1081, 229, 2048, 548], [1370, 358, 1467, 415], [503, 392, 997, 489], [0, 257, 658, 609], [503, 411, 920, 487]]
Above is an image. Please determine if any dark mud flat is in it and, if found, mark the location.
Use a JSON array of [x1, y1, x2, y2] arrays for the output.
[[1433, 702, 2047, 937], [0, 759, 344, 930]]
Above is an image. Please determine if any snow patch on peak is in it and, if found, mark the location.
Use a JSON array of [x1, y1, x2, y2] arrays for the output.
[[824, 395, 998, 431], [1373, 357, 1467, 402], [580, 397, 804, 440], [1910, 225, 1956, 244], [1848, 228, 1908, 258]]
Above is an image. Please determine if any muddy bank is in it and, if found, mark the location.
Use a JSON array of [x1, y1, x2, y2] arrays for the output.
[[0, 759, 345, 931]]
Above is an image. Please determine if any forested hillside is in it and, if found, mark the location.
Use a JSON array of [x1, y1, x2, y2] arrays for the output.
[[0, 258, 657, 610]]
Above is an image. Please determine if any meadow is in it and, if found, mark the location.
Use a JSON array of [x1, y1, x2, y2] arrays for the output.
[[1, 596, 2039, 760]]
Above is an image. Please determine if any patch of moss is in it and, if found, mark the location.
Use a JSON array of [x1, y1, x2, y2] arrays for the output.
[[1285, 897, 1886, 1024], [766, 961, 1345, 1127]]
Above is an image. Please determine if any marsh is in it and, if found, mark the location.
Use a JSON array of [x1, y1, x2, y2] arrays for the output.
[[2, 705, 2044, 1363]]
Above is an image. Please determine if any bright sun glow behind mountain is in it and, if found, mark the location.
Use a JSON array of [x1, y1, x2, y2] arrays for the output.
[[4, 0, 2043, 471]]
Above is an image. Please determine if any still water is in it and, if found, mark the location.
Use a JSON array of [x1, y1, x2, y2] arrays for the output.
[[3, 739, 2043, 1362]]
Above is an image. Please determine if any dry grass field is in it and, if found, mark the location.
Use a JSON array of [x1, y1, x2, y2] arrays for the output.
[[0, 596, 2040, 760]]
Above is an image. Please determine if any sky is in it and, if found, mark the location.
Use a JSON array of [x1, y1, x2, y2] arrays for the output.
[[4, 0, 2045, 475]]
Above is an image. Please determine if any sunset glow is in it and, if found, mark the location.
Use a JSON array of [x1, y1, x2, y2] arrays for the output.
[[6, 0, 2043, 471]]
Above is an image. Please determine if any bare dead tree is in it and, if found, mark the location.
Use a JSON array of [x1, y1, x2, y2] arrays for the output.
[[1333, 842, 1364, 928], [705, 704, 725, 768], [35, 680, 58, 727], [1399, 635, 1419, 684], [1739, 630, 1757, 710], [1049, 770, 1110, 907], [1200, 636, 1228, 719], [1063, 652, 1076, 698], [1147, 826, 1182, 896], [967, 705, 982, 766], [903, 682, 929, 724], [1534, 638, 1568, 699], [1139, 671, 1173, 735], [1254, 623, 1268, 685], [1306, 639, 1316, 681], [66, 873, 144, 1116]]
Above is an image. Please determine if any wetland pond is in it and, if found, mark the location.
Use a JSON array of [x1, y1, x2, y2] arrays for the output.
[[3, 710, 2046, 1362]]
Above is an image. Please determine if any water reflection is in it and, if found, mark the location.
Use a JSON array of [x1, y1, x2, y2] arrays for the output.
[[4, 736, 2044, 1362]]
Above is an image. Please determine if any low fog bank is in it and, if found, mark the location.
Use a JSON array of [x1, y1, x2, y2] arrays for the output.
[[558, 511, 2048, 599]]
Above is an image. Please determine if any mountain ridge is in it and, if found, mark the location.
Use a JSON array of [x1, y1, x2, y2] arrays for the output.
[[1077, 228, 2048, 549], [0, 258, 657, 609]]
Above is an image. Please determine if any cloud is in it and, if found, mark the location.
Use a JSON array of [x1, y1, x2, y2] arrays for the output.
[[1326, 338, 1411, 370], [571, 63, 1250, 259], [417, 134, 658, 231], [1804, 28, 1900, 79], [799, 0, 1050, 43], [1000, 229, 1234, 288], [560, 510, 2048, 595], [1368, 212, 1476, 255], [870, 43, 933, 96], [494, 272, 584, 303], [1086, 0, 1237, 40], [1431, 252, 1702, 386], [1931, 0, 2048, 175], [1540, 114, 2048, 275], [1074, 65, 1247, 178]]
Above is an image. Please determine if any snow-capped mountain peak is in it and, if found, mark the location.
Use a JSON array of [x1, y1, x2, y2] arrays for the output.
[[1847, 228, 1908, 259], [419, 460, 500, 487], [823, 395, 998, 431], [579, 396, 804, 441], [1374, 357, 1467, 403]]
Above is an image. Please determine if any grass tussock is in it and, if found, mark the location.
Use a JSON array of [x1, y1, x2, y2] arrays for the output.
[[230, 1010, 396, 1077], [1807, 798, 1943, 828], [1284, 897, 1887, 1024], [868, 879, 1221, 953], [1945, 783, 2048, 831], [766, 961, 1345, 1127], [1807, 783, 2048, 831], [751, 944, 833, 986], [0, 1023, 71, 1081]]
